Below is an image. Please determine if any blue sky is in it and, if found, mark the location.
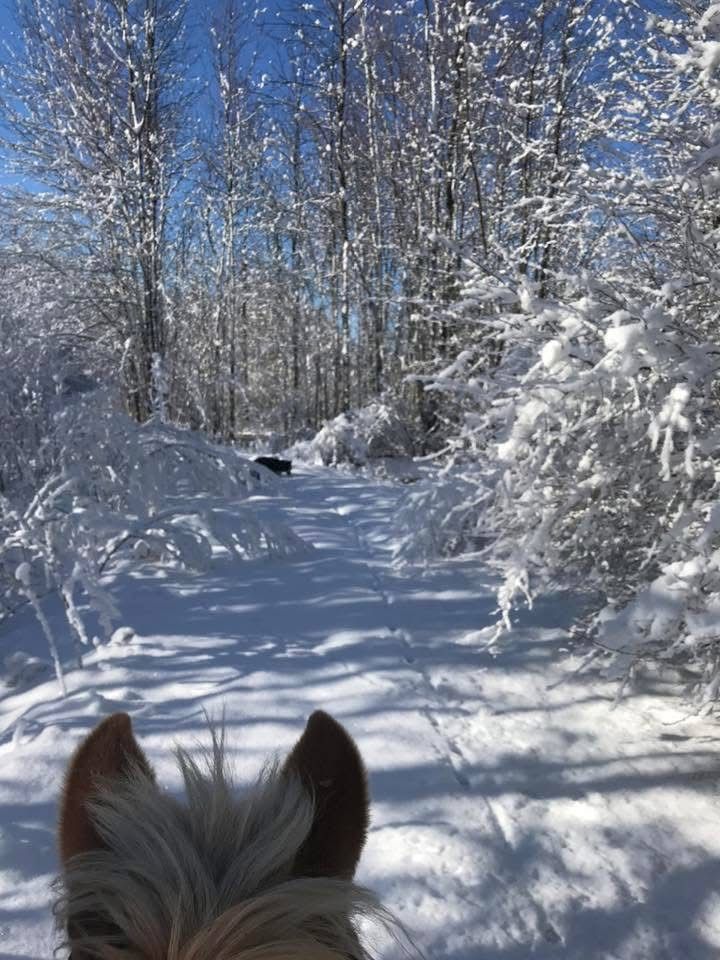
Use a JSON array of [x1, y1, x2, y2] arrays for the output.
[[0, 0, 18, 46], [0, 1, 270, 58]]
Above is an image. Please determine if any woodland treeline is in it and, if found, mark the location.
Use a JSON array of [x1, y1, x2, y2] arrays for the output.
[[0, 0, 659, 441]]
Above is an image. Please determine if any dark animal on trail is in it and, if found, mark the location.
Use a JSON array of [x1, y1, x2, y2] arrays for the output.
[[57, 711, 388, 960], [254, 456, 292, 476]]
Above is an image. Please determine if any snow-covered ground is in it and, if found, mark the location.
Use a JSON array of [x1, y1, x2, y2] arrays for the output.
[[2, 466, 720, 959]]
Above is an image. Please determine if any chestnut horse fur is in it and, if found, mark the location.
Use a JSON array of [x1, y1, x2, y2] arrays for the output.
[[56, 711, 384, 960]]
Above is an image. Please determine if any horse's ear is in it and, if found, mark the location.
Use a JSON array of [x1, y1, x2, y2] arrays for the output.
[[59, 712, 153, 863], [284, 710, 369, 880]]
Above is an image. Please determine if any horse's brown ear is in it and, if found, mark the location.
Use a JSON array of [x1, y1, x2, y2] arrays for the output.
[[284, 710, 369, 880], [59, 712, 153, 863]]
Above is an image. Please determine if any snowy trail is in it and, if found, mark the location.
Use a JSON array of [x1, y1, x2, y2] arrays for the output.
[[2, 466, 720, 959]]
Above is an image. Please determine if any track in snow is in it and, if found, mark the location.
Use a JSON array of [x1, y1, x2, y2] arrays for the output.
[[1, 466, 720, 959]]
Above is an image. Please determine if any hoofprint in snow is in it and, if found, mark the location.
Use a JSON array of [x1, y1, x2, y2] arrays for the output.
[[1, 467, 720, 959]]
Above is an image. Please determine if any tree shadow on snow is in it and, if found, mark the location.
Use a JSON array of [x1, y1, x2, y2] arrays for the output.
[[3, 472, 720, 959]]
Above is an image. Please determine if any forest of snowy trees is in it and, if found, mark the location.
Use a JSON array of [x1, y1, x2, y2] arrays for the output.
[[4, 0, 720, 701]]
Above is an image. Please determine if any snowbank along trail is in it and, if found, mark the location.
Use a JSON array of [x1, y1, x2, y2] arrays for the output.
[[2, 465, 720, 959]]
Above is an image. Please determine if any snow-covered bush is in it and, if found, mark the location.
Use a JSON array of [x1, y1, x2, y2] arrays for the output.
[[293, 399, 416, 467], [0, 388, 307, 693], [393, 469, 485, 565], [400, 263, 720, 700], [0, 274, 94, 497]]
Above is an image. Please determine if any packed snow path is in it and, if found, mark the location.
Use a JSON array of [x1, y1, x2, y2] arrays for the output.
[[2, 466, 720, 959]]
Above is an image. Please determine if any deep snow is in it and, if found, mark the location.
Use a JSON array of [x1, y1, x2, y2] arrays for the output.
[[1, 466, 720, 959]]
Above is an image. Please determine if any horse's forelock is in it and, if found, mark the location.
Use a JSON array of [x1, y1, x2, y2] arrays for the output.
[[179, 880, 381, 960]]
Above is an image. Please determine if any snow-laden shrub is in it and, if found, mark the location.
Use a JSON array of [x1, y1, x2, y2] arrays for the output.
[[0, 317, 82, 497], [393, 469, 486, 565], [0, 253, 116, 498], [293, 399, 416, 466], [398, 265, 720, 699], [0, 389, 307, 693]]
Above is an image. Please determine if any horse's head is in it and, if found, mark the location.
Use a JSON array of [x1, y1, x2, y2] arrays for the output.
[[57, 711, 379, 959]]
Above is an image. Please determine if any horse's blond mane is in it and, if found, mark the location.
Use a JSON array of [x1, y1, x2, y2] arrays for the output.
[[55, 729, 388, 960]]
